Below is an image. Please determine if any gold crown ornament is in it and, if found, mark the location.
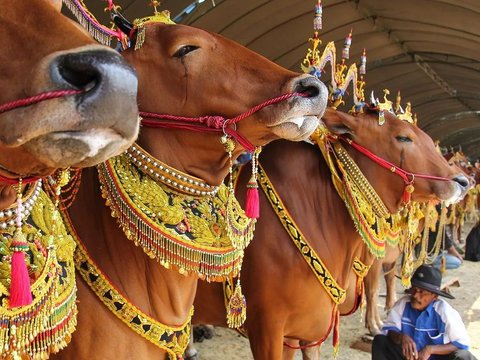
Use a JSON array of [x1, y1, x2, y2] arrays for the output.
[[301, 7, 366, 113]]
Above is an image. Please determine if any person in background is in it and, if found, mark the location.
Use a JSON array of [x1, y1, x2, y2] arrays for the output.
[[372, 265, 476, 360], [429, 225, 464, 270], [474, 159, 480, 170], [425, 205, 463, 270]]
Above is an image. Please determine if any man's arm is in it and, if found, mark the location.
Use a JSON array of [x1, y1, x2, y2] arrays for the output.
[[447, 245, 463, 262], [418, 343, 460, 360]]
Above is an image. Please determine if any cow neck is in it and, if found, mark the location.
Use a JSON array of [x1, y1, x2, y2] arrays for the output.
[[0, 184, 77, 359], [254, 163, 345, 354], [312, 127, 424, 259], [96, 144, 255, 280], [62, 211, 192, 360], [256, 164, 346, 305]]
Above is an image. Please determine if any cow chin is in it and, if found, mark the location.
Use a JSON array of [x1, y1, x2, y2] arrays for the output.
[[433, 181, 464, 206], [23, 129, 135, 169], [268, 116, 319, 141]]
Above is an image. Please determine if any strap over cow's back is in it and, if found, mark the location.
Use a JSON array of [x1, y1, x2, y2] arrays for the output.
[[256, 163, 346, 305]]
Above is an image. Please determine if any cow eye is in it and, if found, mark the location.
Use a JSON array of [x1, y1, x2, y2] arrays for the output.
[[173, 45, 199, 58], [396, 135, 412, 143]]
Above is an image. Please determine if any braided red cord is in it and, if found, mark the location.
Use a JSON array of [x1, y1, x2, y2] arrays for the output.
[[0, 90, 82, 114], [341, 137, 451, 183], [140, 92, 305, 128], [0, 174, 40, 185], [227, 92, 306, 124], [0, 89, 85, 184], [139, 121, 255, 152], [140, 92, 307, 152]]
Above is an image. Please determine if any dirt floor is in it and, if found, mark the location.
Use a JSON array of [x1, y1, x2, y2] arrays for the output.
[[193, 225, 480, 360]]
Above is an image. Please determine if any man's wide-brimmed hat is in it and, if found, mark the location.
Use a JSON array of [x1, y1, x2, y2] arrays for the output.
[[410, 265, 454, 299]]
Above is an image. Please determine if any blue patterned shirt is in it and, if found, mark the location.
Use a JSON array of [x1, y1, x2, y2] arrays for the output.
[[382, 295, 469, 358]]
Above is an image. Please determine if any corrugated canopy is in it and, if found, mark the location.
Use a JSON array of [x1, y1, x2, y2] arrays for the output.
[[78, 0, 480, 159]]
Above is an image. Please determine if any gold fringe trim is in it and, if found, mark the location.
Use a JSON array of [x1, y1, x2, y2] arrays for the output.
[[62, 0, 112, 46], [0, 191, 77, 359], [97, 154, 250, 281]]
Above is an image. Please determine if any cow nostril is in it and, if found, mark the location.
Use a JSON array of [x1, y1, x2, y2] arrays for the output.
[[297, 85, 319, 98], [59, 64, 98, 91], [294, 77, 322, 98], [53, 51, 104, 92], [453, 175, 470, 189], [295, 84, 320, 97]]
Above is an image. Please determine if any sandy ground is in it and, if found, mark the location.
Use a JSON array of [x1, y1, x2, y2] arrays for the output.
[[193, 226, 480, 360]]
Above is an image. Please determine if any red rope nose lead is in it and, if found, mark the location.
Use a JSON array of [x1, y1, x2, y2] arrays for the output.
[[334, 136, 452, 204], [139, 92, 308, 153], [0, 90, 83, 114], [0, 89, 83, 184]]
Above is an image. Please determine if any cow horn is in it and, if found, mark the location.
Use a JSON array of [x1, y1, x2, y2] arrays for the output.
[[370, 91, 378, 106], [112, 12, 133, 36]]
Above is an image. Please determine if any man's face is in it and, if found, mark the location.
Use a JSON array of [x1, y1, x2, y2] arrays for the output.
[[409, 286, 438, 310]]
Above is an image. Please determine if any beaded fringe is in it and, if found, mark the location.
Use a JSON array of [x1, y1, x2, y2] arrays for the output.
[[0, 249, 77, 359], [98, 157, 249, 281], [113, 203, 243, 281], [62, 0, 112, 46], [226, 278, 246, 329]]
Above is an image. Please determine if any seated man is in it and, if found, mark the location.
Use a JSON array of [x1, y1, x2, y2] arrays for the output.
[[372, 265, 476, 360]]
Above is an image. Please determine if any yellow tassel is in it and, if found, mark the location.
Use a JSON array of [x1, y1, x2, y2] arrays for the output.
[[226, 279, 246, 328]]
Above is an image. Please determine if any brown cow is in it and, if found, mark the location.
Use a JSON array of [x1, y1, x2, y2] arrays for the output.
[[192, 108, 471, 360], [0, 0, 139, 358], [55, 16, 328, 360], [364, 151, 477, 336]]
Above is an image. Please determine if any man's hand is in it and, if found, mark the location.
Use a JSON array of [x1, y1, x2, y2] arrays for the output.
[[418, 345, 432, 360], [401, 333, 419, 360], [447, 245, 464, 262]]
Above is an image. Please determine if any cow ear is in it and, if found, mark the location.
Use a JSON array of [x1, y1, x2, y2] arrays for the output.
[[321, 108, 356, 136], [50, 0, 63, 12]]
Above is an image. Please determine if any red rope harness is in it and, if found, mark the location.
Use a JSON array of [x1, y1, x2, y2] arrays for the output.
[[0, 89, 83, 184], [0, 90, 82, 114], [140, 92, 308, 153], [0, 174, 39, 185], [332, 135, 452, 204]]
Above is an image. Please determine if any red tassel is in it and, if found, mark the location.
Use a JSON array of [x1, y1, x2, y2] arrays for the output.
[[403, 184, 414, 205], [245, 176, 260, 219], [9, 232, 32, 308]]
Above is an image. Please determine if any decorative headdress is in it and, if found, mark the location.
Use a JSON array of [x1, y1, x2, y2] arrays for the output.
[[301, 22, 366, 114], [370, 89, 417, 126], [102, 0, 176, 50], [63, 0, 175, 50], [62, 0, 124, 45], [302, 0, 437, 296]]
